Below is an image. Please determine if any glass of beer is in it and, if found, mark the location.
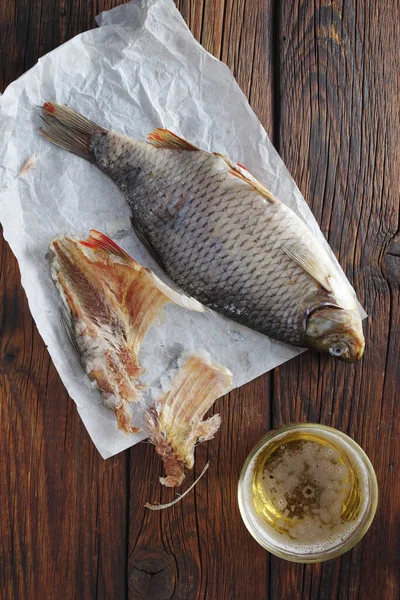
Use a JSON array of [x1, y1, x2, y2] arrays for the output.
[[238, 423, 378, 562]]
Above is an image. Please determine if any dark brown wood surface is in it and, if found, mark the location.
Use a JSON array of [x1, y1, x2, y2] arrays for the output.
[[0, 1, 398, 599]]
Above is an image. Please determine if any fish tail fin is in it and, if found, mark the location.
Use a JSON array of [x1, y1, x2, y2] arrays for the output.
[[39, 102, 107, 161]]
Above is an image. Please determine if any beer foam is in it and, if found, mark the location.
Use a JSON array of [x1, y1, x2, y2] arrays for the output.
[[241, 427, 371, 556]]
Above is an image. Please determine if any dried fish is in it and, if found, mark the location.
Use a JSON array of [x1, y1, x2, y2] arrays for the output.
[[49, 230, 203, 432], [40, 102, 365, 361], [146, 352, 232, 487]]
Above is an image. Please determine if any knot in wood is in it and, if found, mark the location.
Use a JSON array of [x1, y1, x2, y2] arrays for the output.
[[1, 345, 19, 368], [383, 237, 400, 286], [129, 549, 175, 600]]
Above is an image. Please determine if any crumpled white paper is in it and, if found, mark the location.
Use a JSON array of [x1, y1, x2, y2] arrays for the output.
[[0, 0, 365, 458]]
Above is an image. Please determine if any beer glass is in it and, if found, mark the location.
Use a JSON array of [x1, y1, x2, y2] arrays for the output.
[[238, 423, 378, 562]]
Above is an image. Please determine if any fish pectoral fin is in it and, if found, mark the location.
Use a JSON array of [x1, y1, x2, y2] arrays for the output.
[[147, 128, 200, 151], [147, 272, 204, 312], [283, 245, 333, 295], [129, 218, 204, 313], [284, 244, 358, 311]]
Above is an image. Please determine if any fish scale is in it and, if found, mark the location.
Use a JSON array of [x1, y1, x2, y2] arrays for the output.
[[39, 102, 365, 360]]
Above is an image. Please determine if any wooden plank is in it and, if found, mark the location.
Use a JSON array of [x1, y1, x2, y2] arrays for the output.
[[274, 1, 400, 599], [0, 2, 129, 599], [127, 1, 275, 599], [3, 1, 398, 599]]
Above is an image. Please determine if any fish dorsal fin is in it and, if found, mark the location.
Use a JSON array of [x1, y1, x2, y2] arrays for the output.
[[147, 132, 278, 204], [215, 153, 279, 205], [282, 245, 356, 309], [147, 129, 200, 151]]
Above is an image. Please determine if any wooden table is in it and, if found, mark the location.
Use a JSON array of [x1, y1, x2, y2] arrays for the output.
[[1, 1, 399, 598]]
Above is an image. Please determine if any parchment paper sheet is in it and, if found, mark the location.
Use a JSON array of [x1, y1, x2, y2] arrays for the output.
[[0, 0, 364, 458]]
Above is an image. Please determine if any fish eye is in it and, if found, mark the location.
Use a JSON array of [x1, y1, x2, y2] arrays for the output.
[[329, 344, 347, 357]]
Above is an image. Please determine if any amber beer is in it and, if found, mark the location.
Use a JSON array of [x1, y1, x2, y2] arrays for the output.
[[238, 424, 378, 562]]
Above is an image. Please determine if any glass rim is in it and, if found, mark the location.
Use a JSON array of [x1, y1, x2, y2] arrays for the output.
[[237, 423, 378, 563]]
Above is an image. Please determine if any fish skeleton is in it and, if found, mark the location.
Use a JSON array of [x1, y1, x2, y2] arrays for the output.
[[50, 230, 203, 433], [146, 351, 232, 487], [40, 102, 365, 361]]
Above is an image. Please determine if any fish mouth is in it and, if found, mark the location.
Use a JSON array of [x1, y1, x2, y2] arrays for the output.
[[340, 340, 365, 363], [352, 337, 366, 362]]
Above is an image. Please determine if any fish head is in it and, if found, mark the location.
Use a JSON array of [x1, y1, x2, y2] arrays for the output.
[[304, 305, 365, 362]]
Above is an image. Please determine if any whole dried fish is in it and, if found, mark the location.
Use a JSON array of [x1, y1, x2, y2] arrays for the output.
[[40, 102, 365, 361], [50, 230, 203, 432], [146, 352, 232, 487]]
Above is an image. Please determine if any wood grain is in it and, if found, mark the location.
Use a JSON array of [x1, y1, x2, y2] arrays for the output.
[[272, 2, 400, 599], [128, 2, 275, 599], [0, 2, 129, 600], [0, 1, 399, 599]]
